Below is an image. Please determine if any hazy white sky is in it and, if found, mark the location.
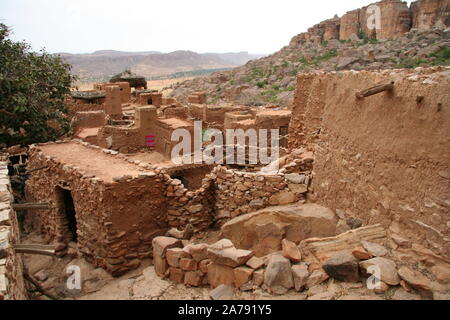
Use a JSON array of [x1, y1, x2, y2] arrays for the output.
[[0, 0, 414, 54]]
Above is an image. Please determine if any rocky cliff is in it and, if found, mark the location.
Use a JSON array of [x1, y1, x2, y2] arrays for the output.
[[169, 0, 450, 107], [292, 0, 448, 43]]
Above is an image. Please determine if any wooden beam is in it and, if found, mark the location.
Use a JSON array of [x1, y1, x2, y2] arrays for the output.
[[12, 203, 50, 210], [356, 82, 394, 99], [14, 244, 56, 256], [22, 165, 47, 175], [23, 272, 58, 300]]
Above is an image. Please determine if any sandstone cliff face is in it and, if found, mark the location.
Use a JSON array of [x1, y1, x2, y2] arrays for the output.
[[411, 0, 450, 30], [376, 0, 412, 40], [339, 9, 362, 41], [304, 0, 447, 42]]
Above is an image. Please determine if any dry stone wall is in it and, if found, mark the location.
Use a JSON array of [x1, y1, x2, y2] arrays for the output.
[[214, 166, 310, 220], [26, 141, 168, 276], [0, 156, 27, 300]]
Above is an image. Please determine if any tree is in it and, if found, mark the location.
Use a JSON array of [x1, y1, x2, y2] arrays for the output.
[[0, 23, 76, 147]]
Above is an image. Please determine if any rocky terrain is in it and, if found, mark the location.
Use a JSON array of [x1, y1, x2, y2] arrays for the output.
[[169, 0, 450, 107], [61, 50, 265, 83]]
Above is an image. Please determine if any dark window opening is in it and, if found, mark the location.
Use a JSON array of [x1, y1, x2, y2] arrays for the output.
[[55, 187, 78, 242], [147, 98, 153, 105], [8, 154, 28, 176]]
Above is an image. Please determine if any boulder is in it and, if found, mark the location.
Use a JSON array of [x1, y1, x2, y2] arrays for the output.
[[210, 284, 235, 300], [306, 270, 329, 288], [322, 251, 360, 282], [169, 267, 185, 284], [390, 234, 411, 248], [352, 247, 371, 260], [207, 240, 254, 268], [360, 257, 400, 286], [253, 269, 264, 287], [207, 263, 235, 288], [292, 264, 310, 292], [300, 224, 386, 271], [184, 271, 203, 287], [234, 267, 253, 288], [246, 256, 265, 270], [264, 254, 294, 294], [179, 258, 197, 271], [361, 241, 388, 257], [221, 204, 338, 257], [152, 237, 182, 258], [281, 239, 302, 262], [166, 248, 190, 268], [183, 243, 209, 261], [392, 288, 421, 300], [397, 266, 433, 294]]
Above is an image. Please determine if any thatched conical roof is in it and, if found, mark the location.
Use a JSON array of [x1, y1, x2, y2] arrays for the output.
[[110, 70, 147, 89]]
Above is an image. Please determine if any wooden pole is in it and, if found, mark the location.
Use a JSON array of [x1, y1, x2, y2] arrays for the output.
[[12, 203, 50, 210], [356, 81, 394, 99], [22, 166, 47, 175], [14, 244, 56, 257], [23, 272, 58, 300]]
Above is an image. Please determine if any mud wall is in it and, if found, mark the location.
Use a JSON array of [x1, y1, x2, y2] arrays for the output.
[[289, 67, 450, 257], [0, 157, 27, 300]]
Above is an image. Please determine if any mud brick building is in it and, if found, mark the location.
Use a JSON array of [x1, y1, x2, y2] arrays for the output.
[[26, 141, 169, 276]]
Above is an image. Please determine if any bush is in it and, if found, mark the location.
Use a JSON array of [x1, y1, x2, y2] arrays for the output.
[[0, 23, 76, 147], [430, 47, 450, 65]]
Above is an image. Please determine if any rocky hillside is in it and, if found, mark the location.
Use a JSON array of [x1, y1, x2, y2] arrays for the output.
[[61, 50, 265, 83], [169, 0, 450, 107]]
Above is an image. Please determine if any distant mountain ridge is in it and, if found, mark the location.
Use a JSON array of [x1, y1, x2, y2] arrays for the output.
[[59, 50, 266, 82]]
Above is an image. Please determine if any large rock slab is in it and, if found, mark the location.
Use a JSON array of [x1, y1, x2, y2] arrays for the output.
[[207, 263, 235, 288], [322, 251, 360, 282], [300, 224, 387, 271], [264, 254, 294, 295], [221, 203, 338, 257], [207, 240, 254, 268], [397, 266, 434, 295], [360, 257, 400, 286], [292, 264, 309, 292]]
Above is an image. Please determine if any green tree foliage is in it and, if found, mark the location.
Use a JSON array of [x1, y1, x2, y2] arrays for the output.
[[0, 23, 76, 147]]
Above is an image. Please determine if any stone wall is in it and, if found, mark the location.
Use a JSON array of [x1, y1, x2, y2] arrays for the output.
[[97, 125, 144, 153], [0, 157, 28, 300], [214, 166, 309, 220], [165, 166, 216, 231], [289, 67, 450, 258], [26, 142, 168, 276], [66, 99, 105, 117]]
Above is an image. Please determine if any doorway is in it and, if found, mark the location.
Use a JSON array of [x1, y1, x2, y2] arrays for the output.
[[55, 186, 78, 242]]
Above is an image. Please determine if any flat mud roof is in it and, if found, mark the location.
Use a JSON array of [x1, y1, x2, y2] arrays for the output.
[[38, 142, 144, 183]]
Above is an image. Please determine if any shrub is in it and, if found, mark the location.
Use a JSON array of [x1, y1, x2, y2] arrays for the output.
[[0, 23, 76, 147]]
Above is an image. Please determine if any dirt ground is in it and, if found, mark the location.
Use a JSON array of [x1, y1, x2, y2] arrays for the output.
[[21, 229, 408, 301], [22, 231, 302, 301]]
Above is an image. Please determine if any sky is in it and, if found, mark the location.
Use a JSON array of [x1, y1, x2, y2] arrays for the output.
[[0, 0, 414, 55]]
